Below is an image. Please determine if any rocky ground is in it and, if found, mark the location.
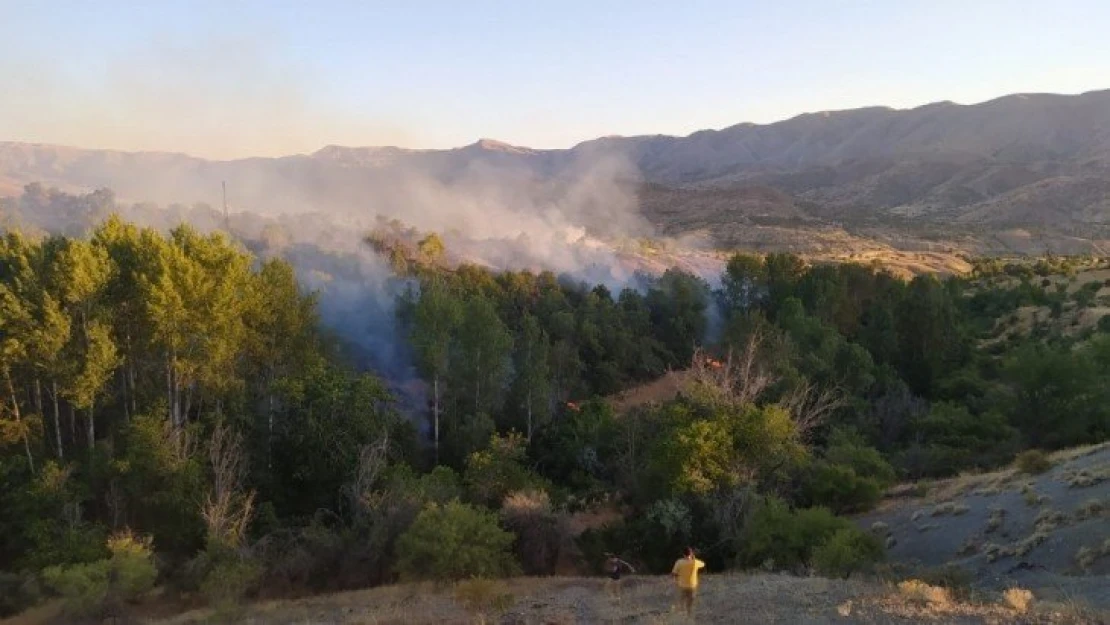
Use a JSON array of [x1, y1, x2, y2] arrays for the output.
[[858, 444, 1110, 613]]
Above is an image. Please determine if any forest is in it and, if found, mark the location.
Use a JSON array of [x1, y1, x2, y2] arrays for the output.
[[2, 187, 1110, 619]]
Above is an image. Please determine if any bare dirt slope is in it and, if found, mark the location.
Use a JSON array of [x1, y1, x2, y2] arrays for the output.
[[858, 444, 1110, 611]]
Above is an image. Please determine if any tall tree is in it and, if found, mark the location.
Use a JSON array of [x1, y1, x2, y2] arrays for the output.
[[44, 237, 117, 452], [410, 279, 461, 463], [511, 314, 551, 440], [452, 295, 513, 418], [0, 249, 36, 473]]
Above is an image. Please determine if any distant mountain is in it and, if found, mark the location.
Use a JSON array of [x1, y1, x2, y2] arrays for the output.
[[3, 89, 1110, 255]]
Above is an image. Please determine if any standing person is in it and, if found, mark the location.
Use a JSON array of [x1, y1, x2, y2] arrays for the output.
[[604, 552, 636, 601], [671, 547, 706, 618]]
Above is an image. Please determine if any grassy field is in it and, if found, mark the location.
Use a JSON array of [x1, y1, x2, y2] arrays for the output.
[[115, 572, 1105, 624]]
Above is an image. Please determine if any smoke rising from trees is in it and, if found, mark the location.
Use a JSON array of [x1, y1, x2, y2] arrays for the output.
[[0, 148, 719, 408]]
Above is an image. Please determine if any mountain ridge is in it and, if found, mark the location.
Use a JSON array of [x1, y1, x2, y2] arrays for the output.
[[3, 88, 1110, 256]]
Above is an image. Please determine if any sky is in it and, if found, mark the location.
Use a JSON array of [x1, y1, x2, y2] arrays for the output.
[[1, 0, 1108, 159]]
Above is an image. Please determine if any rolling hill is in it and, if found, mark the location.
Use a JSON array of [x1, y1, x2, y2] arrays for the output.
[[3, 89, 1110, 256]]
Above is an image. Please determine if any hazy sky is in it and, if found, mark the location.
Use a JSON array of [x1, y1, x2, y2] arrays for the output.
[[1, 0, 1107, 159]]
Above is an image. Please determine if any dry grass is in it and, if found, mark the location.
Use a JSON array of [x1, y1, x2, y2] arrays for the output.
[[864, 579, 1021, 622], [1034, 508, 1069, 532], [985, 507, 1006, 534], [1002, 587, 1034, 614], [606, 370, 689, 414], [1064, 465, 1110, 489], [11, 571, 1107, 625], [1022, 483, 1049, 507], [930, 501, 971, 517], [1074, 497, 1107, 520], [1016, 532, 1050, 557], [985, 543, 1016, 563], [896, 580, 952, 608], [1049, 441, 1110, 464], [957, 538, 980, 556], [1075, 538, 1110, 570]]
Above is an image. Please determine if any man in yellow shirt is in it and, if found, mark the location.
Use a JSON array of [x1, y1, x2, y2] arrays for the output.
[[671, 547, 706, 617]]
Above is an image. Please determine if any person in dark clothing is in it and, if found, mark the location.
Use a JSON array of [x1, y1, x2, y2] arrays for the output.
[[604, 552, 636, 600]]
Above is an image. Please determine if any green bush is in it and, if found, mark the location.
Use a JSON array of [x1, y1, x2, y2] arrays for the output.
[[812, 527, 884, 578], [465, 432, 547, 506], [395, 501, 518, 581], [41, 532, 157, 617], [1015, 449, 1052, 475], [741, 498, 849, 570], [799, 430, 896, 513], [500, 490, 567, 575], [799, 462, 884, 514], [824, 430, 897, 487], [200, 557, 262, 610], [1098, 315, 1110, 333]]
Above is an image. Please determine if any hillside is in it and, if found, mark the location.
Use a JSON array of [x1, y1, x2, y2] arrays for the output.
[[145, 575, 1108, 624], [4, 89, 1110, 256], [860, 444, 1110, 611], [9, 572, 1103, 624]]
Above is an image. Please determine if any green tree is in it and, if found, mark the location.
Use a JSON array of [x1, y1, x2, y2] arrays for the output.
[[409, 279, 461, 463], [463, 432, 545, 506], [42, 237, 118, 452], [511, 314, 552, 440], [394, 501, 518, 581], [452, 296, 512, 417], [720, 253, 767, 313]]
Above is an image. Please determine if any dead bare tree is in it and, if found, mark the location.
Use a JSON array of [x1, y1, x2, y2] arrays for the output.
[[781, 380, 846, 442], [687, 330, 842, 439], [344, 432, 391, 523], [687, 330, 774, 406], [203, 423, 255, 549], [732, 331, 776, 406]]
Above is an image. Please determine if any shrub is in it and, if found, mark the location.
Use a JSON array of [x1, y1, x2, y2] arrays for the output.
[[915, 564, 973, 601], [1075, 497, 1106, 520], [465, 433, 547, 506], [500, 490, 568, 575], [1003, 587, 1034, 614], [824, 430, 897, 487], [1015, 450, 1052, 475], [395, 501, 518, 581], [812, 527, 884, 578], [1098, 315, 1110, 333], [453, 578, 515, 625], [200, 557, 262, 611], [898, 579, 951, 608], [577, 494, 703, 575], [41, 531, 157, 617], [741, 498, 851, 571], [798, 462, 884, 514]]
